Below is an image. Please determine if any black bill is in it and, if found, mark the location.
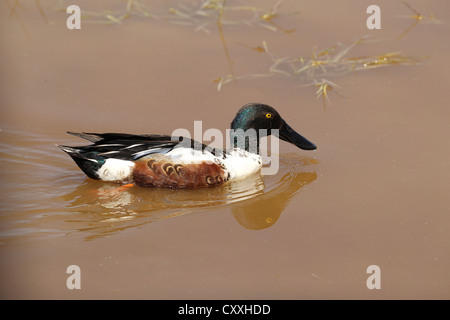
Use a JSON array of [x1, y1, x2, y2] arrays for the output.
[[278, 120, 317, 150]]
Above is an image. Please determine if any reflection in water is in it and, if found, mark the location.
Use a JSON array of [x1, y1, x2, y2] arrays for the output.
[[0, 128, 318, 242], [231, 170, 317, 230]]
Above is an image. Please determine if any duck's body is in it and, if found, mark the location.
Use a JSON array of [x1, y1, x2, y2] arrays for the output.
[[59, 103, 316, 188], [60, 132, 262, 188]]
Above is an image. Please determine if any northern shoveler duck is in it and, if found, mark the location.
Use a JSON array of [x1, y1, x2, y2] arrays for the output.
[[59, 103, 317, 188]]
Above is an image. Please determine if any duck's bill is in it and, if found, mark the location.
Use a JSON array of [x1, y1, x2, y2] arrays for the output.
[[278, 120, 317, 150]]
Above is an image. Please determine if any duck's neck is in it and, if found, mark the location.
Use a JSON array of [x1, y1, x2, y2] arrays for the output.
[[230, 128, 262, 154]]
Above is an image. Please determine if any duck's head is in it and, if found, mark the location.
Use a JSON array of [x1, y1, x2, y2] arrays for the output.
[[230, 103, 317, 152]]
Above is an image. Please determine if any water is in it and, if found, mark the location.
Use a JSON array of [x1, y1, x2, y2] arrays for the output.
[[1, 0, 450, 299]]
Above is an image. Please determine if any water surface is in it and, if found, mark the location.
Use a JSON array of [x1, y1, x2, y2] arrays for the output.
[[1, 0, 450, 299]]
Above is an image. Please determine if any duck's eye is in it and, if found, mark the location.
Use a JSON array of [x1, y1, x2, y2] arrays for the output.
[[266, 113, 272, 119]]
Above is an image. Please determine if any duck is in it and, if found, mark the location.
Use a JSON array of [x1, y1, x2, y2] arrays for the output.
[[59, 103, 317, 188]]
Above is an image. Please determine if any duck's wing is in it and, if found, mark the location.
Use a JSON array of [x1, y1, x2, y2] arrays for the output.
[[66, 132, 173, 144], [61, 132, 219, 161]]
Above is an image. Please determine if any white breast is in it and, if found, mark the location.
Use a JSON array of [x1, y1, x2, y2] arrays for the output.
[[222, 148, 262, 181]]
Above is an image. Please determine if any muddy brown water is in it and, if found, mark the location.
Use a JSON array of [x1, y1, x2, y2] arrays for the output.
[[1, 0, 450, 299]]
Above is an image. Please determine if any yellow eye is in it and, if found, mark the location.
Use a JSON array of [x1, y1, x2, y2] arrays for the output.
[[266, 113, 272, 119]]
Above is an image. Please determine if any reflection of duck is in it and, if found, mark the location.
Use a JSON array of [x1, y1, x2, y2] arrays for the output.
[[231, 156, 317, 230], [59, 103, 316, 188], [61, 174, 266, 225], [60, 155, 317, 239]]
